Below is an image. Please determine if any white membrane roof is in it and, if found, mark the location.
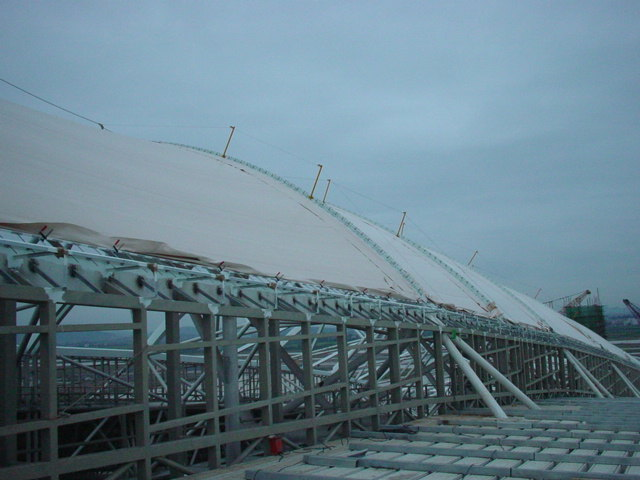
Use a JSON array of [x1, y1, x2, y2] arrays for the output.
[[0, 99, 418, 298], [336, 208, 635, 361], [0, 99, 632, 362]]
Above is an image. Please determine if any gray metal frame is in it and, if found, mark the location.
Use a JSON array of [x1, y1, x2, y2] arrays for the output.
[[1, 228, 640, 479]]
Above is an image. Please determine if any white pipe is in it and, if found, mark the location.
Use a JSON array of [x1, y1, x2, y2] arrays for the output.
[[564, 350, 604, 398], [567, 351, 614, 399], [452, 337, 540, 410], [442, 335, 508, 419], [585, 368, 614, 399], [612, 364, 640, 398]]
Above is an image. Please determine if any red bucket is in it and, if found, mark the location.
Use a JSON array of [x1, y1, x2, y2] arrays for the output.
[[268, 435, 283, 455]]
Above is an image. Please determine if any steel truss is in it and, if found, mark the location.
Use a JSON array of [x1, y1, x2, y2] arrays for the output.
[[1, 228, 639, 479]]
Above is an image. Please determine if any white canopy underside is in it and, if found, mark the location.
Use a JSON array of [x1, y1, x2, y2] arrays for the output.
[[0, 99, 632, 363]]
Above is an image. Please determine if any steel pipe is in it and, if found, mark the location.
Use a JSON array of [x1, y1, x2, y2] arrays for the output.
[[567, 351, 614, 398], [442, 334, 508, 419], [612, 364, 640, 398], [452, 336, 540, 410], [564, 350, 604, 398]]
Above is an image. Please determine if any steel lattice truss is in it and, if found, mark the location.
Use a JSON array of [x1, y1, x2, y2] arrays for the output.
[[1, 227, 639, 480]]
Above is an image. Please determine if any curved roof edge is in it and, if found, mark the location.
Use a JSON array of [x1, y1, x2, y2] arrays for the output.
[[169, 143, 429, 301], [331, 206, 635, 364]]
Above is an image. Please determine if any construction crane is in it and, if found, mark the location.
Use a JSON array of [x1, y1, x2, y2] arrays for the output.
[[623, 299, 640, 322], [544, 289, 592, 312], [565, 290, 591, 309]]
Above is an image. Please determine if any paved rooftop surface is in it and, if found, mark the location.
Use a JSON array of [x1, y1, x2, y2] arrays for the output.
[[196, 397, 640, 480]]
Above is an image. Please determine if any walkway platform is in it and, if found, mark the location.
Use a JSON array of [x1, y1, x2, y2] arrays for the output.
[[195, 398, 640, 480]]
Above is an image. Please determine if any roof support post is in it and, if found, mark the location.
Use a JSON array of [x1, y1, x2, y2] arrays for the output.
[[132, 307, 151, 480], [365, 325, 380, 430], [222, 316, 241, 463], [557, 347, 567, 393], [202, 314, 221, 469], [388, 325, 403, 423], [336, 323, 351, 437], [0, 299, 17, 466], [301, 321, 317, 445], [563, 350, 604, 398], [257, 316, 273, 457], [452, 336, 540, 410], [412, 329, 425, 419], [165, 311, 185, 470], [433, 331, 446, 415], [40, 300, 60, 479], [612, 364, 640, 398], [442, 334, 507, 419], [269, 318, 283, 424]]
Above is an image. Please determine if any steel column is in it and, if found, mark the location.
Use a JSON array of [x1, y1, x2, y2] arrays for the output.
[[336, 323, 350, 437], [269, 318, 283, 423], [301, 322, 317, 445], [0, 299, 17, 466], [388, 326, 403, 423], [433, 331, 446, 414], [222, 316, 241, 462], [412, 329, 425, 418], [256, 317, 273, 457], [132, 307, 151, 479], [365, 325, 380, 430], [202, 314, 221, 468], [165, 311, 184, 470]]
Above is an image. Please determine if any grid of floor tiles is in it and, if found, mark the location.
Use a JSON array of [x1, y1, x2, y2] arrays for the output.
[[239, 398, 640, 480]]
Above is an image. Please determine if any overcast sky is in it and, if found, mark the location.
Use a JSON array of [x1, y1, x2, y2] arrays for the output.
[[1, 1, 638, 307]]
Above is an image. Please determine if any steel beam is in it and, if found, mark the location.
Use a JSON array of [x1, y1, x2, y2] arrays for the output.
[[131, 307, 151, 479], [222, 316, 241, 462], [433, 331, 446, 414], [201, 314, 221, 468], [257, 316, 273, 455], [612, 364, 640, 397], [0, 299, 17, 466], [569, 351, 614, 398], [411, 329, 425, 418], [269, 318, 283, 423], [40, 300, 59, 479], [387, 325, 403, 423], [165, 311, 184, 470], [336, 323, 351, 437], [452, 336, 539, 409], [300, 322, 317, 445], [564, 350, 604, 398], [442, 334, 507, 418]]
